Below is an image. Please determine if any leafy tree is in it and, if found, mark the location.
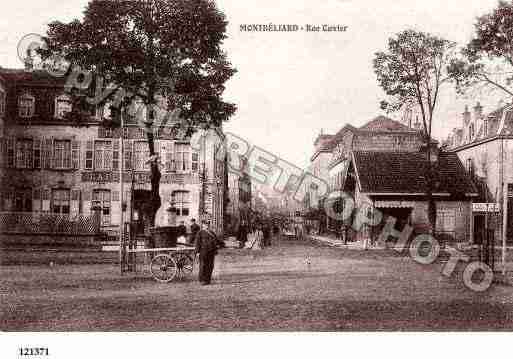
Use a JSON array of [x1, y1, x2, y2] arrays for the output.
[[373, 29, 455, 231], [448, 1, 513, 97], [40, 0, 236, 231]]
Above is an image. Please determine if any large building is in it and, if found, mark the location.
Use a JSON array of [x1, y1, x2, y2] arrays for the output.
[[445, 102, 513, 244], [308, 115, 477, 242], [0, 68, 227, 238]]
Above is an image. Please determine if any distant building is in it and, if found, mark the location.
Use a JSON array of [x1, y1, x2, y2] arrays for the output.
[[226, 157, 251, 233], [308, 116, 425, 231]]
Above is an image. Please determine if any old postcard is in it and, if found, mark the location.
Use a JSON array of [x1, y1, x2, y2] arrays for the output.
[[0, 0, 512, 358]]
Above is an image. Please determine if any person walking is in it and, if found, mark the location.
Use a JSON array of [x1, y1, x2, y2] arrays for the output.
[[194, 220, 219, 285], [238, 219, 248, 249]]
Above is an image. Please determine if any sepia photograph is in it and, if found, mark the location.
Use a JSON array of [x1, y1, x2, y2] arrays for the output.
[[1, 0, 513, 357]]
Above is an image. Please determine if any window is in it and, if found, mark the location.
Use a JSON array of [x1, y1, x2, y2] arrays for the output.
[[13, 188, 32, 212], [92, 189, 111, 226], [52, 189, 70, 215], [175, 143, 190, 172], [171, 191, 190, 217], [53, 140, 72, 169], [124, 143, 132, 170], [15, 139, 33, 169], [436, 209, 456, 233], [134, 141, 149, 171], [33, 139, 41, 169], [18, 93, 35, 118], [55, 94, 72, 119], [85, 141, 93, 170], [0, 88, 5, 116], [112, 141, 120, 170], [6, 138, 14, 168], [192, 151, 199, 172], [94, 140, 112, 170]]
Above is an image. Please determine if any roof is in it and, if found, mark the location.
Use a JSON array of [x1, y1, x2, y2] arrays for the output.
[[358, 115, 417, 132], [352, 151, 477, 196], [325, 116, 419, 151], [0, 68, 67, 87]]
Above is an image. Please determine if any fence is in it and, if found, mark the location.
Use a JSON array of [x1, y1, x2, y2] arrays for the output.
[[0, 211, 101, 235]]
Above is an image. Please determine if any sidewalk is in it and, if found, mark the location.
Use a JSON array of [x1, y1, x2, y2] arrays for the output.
[[308, 234, 382, 250]]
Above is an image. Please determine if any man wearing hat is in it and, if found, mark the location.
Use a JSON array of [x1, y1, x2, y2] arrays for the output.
[[194, 220, 219, 285]]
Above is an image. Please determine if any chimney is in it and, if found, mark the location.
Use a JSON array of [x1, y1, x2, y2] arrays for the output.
[[474, 101, 483, 122], [462, 105, 471, 127]]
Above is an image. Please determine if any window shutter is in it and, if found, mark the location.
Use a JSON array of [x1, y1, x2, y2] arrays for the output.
[[85, 140, 94, 170], [82, 190, 91, 216], [71, 140, 80, 169], [33, 139, 41, 169], [165, 142, 175, 172], [112, 140, 120, 171], [124, 140, 132, 170], [6, 138, 14, 168], [32, 188, 41, 212], [192, 150, 199, 172], [43, 138, 53, 169], [0, 137, 4, 168], [42, 189, 51, 212], [70, 189, 81, 218]]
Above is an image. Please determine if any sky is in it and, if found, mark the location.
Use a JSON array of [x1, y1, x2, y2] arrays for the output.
[[0, 0, 505, 168]]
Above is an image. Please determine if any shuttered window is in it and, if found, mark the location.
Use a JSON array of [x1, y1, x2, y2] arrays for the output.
[[15, 139, 33, 169], [33, 139, 42, 169], [85, 141, 94, 170], [94, 140, 112, 170], [53, 140, 72, 169]]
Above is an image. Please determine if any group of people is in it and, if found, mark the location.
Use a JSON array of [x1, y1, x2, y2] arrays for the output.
[[236, 220, 274, 249], [175, 219, 201, 245]]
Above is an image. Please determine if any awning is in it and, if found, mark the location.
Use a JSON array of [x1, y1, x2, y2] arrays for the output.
[[374, 200, 415, 208]]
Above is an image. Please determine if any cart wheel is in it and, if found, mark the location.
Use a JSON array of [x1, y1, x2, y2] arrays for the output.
[[150, 254, 178, 283], [176, 254, 194, 277]]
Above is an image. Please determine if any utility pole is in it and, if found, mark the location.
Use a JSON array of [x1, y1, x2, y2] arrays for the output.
[[119, 109, 125, 275]]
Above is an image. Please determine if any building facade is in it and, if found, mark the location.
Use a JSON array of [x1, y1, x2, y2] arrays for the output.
[[0, 68, 226, 237], [445, 102, 513, 244]]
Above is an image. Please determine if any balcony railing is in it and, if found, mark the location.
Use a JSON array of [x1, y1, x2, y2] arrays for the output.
[[0, 211, 101, 235]]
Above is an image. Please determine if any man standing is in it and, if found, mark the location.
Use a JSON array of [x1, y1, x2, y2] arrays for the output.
[[194, 220, 218, 285], [189, 218, 200, 245]]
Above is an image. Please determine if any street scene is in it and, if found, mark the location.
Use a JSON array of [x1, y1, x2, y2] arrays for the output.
[[3, 237, 513, 331], [2, 0, 513, 343]]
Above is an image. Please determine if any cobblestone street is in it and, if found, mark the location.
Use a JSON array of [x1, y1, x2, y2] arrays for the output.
[[2, 236, 513, 331]]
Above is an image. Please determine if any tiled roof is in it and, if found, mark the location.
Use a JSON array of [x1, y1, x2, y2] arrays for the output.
[[353, 151, 477, 196], [325, 116, 419, 151], [325, 124, 357, 150], [358, 115, 416, 132]]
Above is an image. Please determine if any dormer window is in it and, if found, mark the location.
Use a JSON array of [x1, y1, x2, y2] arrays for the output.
[[19, 93, 35, 118], [55, 94, 72, 119]]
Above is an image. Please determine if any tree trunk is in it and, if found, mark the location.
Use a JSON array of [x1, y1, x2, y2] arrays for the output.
[[142, 123, 162, 241]]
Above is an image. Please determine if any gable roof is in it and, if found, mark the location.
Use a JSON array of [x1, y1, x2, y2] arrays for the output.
[[326, 116, 420, 151], [352, 151, 477, 196], [358, 115, 417, 132]]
